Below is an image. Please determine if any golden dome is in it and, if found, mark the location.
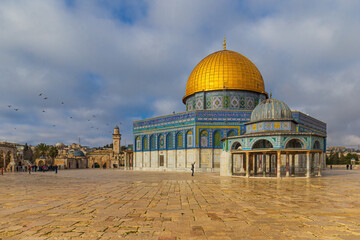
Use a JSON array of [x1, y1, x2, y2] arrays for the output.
[[183, 50, 266, 102]]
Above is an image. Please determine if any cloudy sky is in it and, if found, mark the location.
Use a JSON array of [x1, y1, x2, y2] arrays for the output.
[[0, 0, 359, 147]]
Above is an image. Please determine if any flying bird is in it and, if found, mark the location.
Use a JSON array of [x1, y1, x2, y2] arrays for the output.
[[44, 97, 48, 100], [39, 93, 42, 96], [8, 105, 11, 108], [53, 125, 56, 127], [92, 115, 96, 118], [88, 119, 91, 121], [42, 110, 46, 112], [106, 123, 109, 126], [14, 108, 19, 111], [61, 102, 64, 104], [70, 116, 73, 118]]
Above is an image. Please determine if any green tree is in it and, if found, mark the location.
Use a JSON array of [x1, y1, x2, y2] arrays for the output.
[[48, 146, 58, 165], [34, 143, 49, 159], [23, 143, 34, 163]]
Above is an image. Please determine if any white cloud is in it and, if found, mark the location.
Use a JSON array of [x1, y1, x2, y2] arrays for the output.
[[0, 0, 359, 147]]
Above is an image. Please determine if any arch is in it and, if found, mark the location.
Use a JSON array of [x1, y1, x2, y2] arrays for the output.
[[158, 134, 165, 149], [186, 130, 193, 148], [200, 130, 208, 147], [176, 132, 183, 148], [92, 162, 100, 168], [135, 136, 141, 151], [227, 130, 236, 137], [150, 135, 156, 150], [213, 130, 222, 148], [285, 138, 304, 149], [102, 163, 107, 168], [38, 160, 44, 166], [231, 141, 242, 150], [313, 140, 321, 150], [143, 136, 148, 150], [166, 133, 173, 150], [252, 139, 273, 149]]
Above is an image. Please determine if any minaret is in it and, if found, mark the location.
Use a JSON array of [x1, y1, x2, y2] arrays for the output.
[[112, 125, 121, 154]]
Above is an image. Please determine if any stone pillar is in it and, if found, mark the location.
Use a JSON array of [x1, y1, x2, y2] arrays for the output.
[[246, 152, 250, 178], [306, 152, 310, 178], [286, 153, 290, 177], [277, 151, 281, 178], [240, 154, 245, 173], [253, 154, 257, 176], [318, 152, 322, 176], [269, 155, 271, 174], [262, 153, 266, 177]]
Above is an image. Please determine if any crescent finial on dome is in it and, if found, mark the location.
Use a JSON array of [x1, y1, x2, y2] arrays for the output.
[[223, 35, 226, 50]]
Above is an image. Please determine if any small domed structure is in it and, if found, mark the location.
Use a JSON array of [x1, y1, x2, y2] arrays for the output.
[[56, 142, 65, 148], [73, 150, 85, 157], [250, 98, 293, 122]]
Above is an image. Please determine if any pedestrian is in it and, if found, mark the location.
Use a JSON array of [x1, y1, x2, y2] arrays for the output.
[[43, 165, 45, 172], [28, 166, 31, 174], [55, 165, 58, 174], [330, 165, 332, 169], [350, 164, 352, 170], [191, 162, 195, 176], [346, 164, 349, 170]]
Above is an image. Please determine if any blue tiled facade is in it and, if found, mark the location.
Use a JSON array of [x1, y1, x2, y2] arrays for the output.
[[133, 109, 326, 152]]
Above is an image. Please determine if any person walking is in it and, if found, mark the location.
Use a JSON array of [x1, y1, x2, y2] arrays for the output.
[[28, 166, 31, 174], [346, 164, 349, 170], [191, 162, 195, 176], [55, 165, 58, 174], [350, 164, 352, 170]]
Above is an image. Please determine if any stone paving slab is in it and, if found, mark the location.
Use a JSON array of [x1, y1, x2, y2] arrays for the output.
[[0, 169, 360, 239]]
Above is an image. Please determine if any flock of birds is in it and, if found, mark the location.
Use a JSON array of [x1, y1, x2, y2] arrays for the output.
[[8, 92, 120, 134]]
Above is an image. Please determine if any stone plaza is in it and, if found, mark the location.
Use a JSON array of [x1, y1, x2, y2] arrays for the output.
[[1, 169, 360, 239]]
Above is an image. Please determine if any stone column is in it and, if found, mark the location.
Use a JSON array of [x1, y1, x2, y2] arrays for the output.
[[277, 151, 281, 178], [246, 152, 250, 178], [253, 154, 257, 176], [286, 153, 290, 177], [262, 153, 266, 177], [318, 152, 322, 176], [306, 152, 310, 178], [269, 154, 272, 175]]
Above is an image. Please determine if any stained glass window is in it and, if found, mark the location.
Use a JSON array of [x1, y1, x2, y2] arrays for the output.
[[214, 131, 222, 148], [166, 133, 173, 149], [177, 133, 183, 148]]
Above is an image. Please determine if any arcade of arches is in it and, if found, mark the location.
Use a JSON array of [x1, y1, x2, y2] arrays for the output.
[[229, 139, 324, 178]]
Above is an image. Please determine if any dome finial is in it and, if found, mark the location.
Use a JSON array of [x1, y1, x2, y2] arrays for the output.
[[223, 35, 226, 50], [269, 90, 272, 99]]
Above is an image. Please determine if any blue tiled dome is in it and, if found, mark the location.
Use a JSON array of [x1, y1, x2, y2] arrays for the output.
[[73, 150, 85, 157], [251, 98, 292, 122]]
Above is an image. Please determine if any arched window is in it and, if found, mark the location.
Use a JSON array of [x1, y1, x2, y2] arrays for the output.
[[200, 130, 208, 147], [143, 136, 148, 150], [252, 139, 273, 149], [166, 133, 173, 149], [150, 135, 156, 150], [186, 130, 193, 147], [158, 135, 164, 149], [313, 140, 321, 149], [213, 131, 222, 148], [231, 142, 242, 150], [286, 139, 303, 149], [176, 132, 183, 148], [135, 137, 141, 151], [227, 130, 236, 137]]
